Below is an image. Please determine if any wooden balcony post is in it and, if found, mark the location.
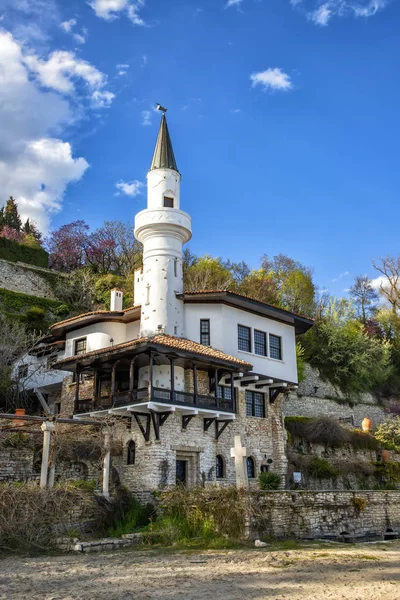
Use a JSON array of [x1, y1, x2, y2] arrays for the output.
[[129, 358, 135, 400], [148, 351, 153, 401], [193, 364, 197, 405], [74, 364, 81, 413], [111, 361, 120, 403], [231, 372, 236, 413], [92, 368, 98, 407], [215, 368, 219, 409], [169, 357, 175, 402]]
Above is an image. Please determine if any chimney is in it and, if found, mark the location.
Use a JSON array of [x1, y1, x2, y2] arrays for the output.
[[110, 289, 123, 311]]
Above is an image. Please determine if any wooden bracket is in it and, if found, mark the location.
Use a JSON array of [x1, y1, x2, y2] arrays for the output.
[[269, 387, 284, 404], [182, 415, 195, 430], [215, 420, 231, 440], [132, 412, 151, 442], [158, 411, 172, 427], [204, 418, 216, 432]]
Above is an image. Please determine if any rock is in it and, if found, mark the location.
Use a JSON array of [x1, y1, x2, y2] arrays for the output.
[[254, 539, 267, 548]]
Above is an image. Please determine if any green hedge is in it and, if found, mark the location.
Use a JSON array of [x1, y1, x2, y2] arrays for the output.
[[0, 237, 48, 268]]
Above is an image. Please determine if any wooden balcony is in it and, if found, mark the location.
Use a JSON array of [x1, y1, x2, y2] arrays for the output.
[[76, 386, 235, 415]]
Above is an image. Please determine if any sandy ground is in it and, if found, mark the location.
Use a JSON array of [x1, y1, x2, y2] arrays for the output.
[[0, 542, 399, 600]]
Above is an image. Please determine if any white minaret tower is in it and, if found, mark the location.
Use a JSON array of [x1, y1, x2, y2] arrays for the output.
[[134, 109, 192, 337]]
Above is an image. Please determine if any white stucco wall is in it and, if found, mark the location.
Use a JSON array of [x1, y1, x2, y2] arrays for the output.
[[13, 353, 67, 392], [65, 322, 128, 357], [184, 303, 298, 383]]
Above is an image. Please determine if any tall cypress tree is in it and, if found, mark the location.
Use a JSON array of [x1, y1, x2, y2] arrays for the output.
[[3, 197, 22, 232], [23, 218, 42, 244]]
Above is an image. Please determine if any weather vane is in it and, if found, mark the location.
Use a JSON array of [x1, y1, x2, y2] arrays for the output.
[[156, 103, 168, 113]]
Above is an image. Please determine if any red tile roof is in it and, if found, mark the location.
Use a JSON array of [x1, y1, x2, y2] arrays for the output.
[[54, 334, 252, 369]]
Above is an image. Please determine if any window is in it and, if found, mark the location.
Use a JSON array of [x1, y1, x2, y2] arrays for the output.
[[216, 455, 224, 479], [18, 364, 28, 378], [245, 390, 265, 418], [53, 403, 61, 416], [74, 338, 87, 356], [174, 259, 178, 277], [146, 284, 150, 305], [200, 319, 210, 346], [247, 456, 255, 479], [216, 385, 233, 400], [238, 325, 251, 352], [269, 334, 282, 360], [164, 196, 174, 208], [254, 330, 267, 356], [127, 440, 136, 465]]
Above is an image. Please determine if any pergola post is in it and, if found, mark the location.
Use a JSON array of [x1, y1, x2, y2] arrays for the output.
[[74, 365, 81, 413], [103, 431, 111, 498], [231, 372, 236, 413], [148, 351, 153, 401], [214, 368, 219, 408], [129, 358, 135, 399], [169, 357, 175, 402], [193, 364, 198, 405], [40, 421, 55, 488]]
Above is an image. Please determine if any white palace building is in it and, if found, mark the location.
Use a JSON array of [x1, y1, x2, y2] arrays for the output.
[[16, 112, 313, 493]]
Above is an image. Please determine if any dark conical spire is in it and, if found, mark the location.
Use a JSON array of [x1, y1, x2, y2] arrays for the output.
[[149, 113, 179, 172]]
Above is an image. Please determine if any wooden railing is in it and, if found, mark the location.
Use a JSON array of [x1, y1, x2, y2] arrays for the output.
[[76, 387, 235, 414]]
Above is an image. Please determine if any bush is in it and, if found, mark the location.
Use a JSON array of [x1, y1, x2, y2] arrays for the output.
[[259, 471, 281, 490], [0, 237, 48, 267], [307, 456, 340, 479], [107, 496, 155, 537], [374, 417, 400, 453]]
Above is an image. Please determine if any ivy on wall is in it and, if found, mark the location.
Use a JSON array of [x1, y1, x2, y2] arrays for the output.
[[0, 237, 48, 268]]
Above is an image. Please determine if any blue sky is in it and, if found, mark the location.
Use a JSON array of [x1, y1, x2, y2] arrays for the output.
[[0, 0, 399, 297]]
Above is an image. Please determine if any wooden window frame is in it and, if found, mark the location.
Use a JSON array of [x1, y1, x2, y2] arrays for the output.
[[269, 334, 282, 360], [245, 389, 266, 418], [18, 364, 28, 379], [238, 324, 251, 353], [254, 329, 267, 357], [74, 337, 87, 356], [200, 319, 210, 346], [163, 196, 174, 208], [216, 455, 224, 479]]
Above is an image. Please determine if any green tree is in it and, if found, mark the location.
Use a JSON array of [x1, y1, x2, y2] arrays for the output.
[[261, 253, 316, 316], [238, 268, 280, 305], [23, 219, 42, 245], [349, 275, 379, 323], [184, 255, 234, 291], [3, 196, 22, 232]]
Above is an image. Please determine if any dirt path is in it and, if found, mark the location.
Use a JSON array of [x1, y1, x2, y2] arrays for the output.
[[0, 542, 399, 599]]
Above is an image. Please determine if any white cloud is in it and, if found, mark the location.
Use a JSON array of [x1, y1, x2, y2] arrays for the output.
[[292, 0, 390, 25], [60, 17, 87, 44], [115, 180, 144, 197], [89, 0, 147, 25], [0, 30, 90, 232], [116, 62, 129, 76], [226, 0, 243, 7], [24, 50, 109, 97], [309, 4, 332, 25], [250, 68, 293, 91], [141, 54, 147, 67], [141, 110, 152, 126], [60, 18, 76, 33], [91, 90, 115, 108]]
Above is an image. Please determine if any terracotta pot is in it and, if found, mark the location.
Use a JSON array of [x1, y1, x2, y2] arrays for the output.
[[362, 418, 372, 432], [381, 449, 390, 463], [12, 408, 26, 427]]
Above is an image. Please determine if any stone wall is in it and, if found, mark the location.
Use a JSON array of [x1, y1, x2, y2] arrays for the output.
[[283, 365, 387, 428], [250, 490, 400, 539], [0, 258, 63, 299]]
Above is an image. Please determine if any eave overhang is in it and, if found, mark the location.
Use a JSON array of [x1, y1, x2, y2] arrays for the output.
[[49, 306, 141, 339], [178, 291, 314, 335]]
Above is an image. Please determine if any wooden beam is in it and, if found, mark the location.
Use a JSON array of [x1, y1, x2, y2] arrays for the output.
[[269, 387, 285, 404], [133, 412, 151, 442], [215, 420, 231, 440], [170, 357, 175, 403], [182, 414, 195, 430], [129, 358, 135, 393], [159, 411, 172, 427], [150, 410, 160, 441], [74, 364, 81, 414], [203, 417, 216, 432]]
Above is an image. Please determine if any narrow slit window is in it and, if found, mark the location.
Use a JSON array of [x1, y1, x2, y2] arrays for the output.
[[247, 456, 255, 479], [127, 440, 136, 465], [200, 319, 210, 346], [174, 259, 178, 277], [216, 455, 224, 479], [146, 284, 150, 305], [164, 196, 174, 208]]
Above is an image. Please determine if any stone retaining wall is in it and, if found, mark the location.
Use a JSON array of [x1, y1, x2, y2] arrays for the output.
[[0, 258, 63, 298], [250, 490, 400, 539]]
